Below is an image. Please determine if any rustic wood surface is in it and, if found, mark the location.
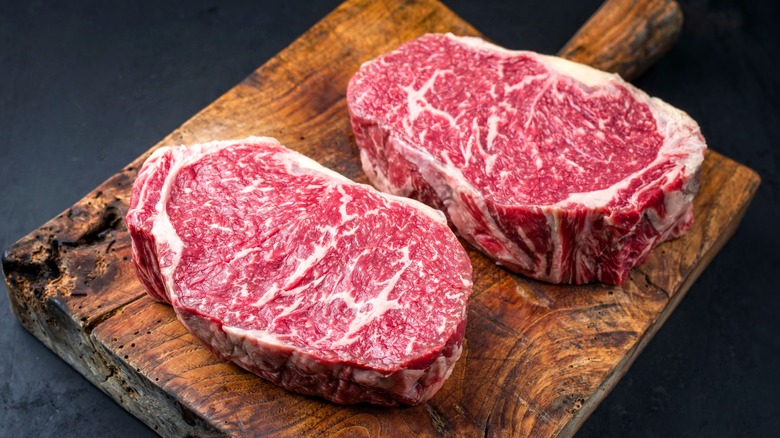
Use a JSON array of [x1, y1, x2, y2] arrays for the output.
[[559, 0, 683, 80], [1, 0, 760, 436]]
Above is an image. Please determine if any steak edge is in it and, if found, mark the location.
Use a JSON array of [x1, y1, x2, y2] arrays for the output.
[[347, 33, 707, 284], [125, 137, 473, 406]]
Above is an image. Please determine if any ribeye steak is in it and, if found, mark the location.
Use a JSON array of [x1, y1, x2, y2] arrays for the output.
[[347, 33, 707, 284], [125, 137, 472, 406]]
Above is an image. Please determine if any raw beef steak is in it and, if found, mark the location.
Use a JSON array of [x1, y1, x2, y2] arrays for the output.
[[347, 33, 707, 284], [125, 137, 472, 406]]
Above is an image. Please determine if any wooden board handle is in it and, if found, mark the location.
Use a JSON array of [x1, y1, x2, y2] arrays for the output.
[[558, 0, 683, 81]]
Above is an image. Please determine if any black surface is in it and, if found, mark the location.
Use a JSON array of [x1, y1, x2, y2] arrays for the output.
[[1, 1, 777, 436]]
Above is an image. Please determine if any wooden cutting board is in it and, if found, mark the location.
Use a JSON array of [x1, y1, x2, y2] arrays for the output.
[[2, 0, 760, 436]]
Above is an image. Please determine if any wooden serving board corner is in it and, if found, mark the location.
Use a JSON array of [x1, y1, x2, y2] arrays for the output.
[[2, 0, 761, 436]]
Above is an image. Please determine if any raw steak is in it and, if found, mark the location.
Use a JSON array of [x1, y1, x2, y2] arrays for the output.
[[125, 137, 472, 406], [347, 33, 707, 284]]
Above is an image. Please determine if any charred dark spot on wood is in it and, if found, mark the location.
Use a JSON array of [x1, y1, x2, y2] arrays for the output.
[[32, 286, 45, 300], [61, 205, 124, 248], [2, 238, 63, 291], [592, 330, 636, 349], [570, 397, 585, 414]]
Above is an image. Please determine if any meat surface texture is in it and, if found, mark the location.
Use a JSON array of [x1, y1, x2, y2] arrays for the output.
[[347, 33, 707, 284], [125, 137, 472, 406]]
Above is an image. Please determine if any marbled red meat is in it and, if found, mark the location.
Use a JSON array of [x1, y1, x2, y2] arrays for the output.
[[347, 33, 707, 284], [125, 137, 472, 406]]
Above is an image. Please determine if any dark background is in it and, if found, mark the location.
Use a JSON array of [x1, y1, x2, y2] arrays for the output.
[[1, 0, 777, 436]]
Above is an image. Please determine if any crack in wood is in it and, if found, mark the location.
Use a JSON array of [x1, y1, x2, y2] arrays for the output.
[[639, 269, 671, 300], [82, 293, 146, 334], [483, 397, 497, 438], [425, 402, 453, 436]]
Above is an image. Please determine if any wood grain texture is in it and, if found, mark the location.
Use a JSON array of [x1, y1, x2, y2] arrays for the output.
[[1, 0, 760, 436], [559, 0, 683, 80]]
